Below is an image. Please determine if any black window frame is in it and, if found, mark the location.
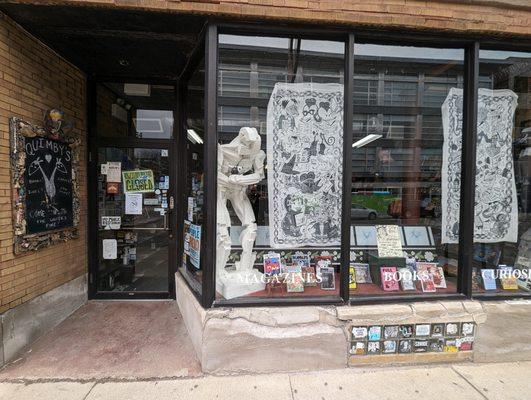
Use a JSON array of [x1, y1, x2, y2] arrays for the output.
[[174, 21, 531, 308]]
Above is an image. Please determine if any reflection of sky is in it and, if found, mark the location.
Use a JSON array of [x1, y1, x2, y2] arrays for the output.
[[219, 34, 531, 61]]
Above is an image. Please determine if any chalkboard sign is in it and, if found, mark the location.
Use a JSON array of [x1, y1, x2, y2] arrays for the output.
[[24, 136, 73, 234]]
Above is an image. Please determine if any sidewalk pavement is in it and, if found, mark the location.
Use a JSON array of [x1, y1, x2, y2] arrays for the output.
[[1, 361, 530, 400]]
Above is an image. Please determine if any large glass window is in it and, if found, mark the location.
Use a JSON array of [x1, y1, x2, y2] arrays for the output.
[[471, 50, 531, 295], [350, 44, 464, 297], [216, 34, 345, 301], [179, 59, 205, 295], [96, 83, 175, 139]]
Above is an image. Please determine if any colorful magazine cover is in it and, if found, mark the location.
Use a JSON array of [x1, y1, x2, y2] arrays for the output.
[[285, 265, 305, 293], [499, 265, 518, 290], [292, 252, 310, 268], [320, 266, 336, 290], [302, 266, 318, 287], [398, 267, 416, 291], [420, 273, 436, 293], [353, 263, 372, 283], [349, 266, 357, 290], [315, 255, 332, 277], [430, 265, 447, 288], [380, 266, 400, 291], [263, 252, 282, 277], [481, 268, 497, 290]]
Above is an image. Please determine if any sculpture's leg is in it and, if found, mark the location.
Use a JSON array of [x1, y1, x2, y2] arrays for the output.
[[230, 188, 258, 272], [216, 189, 232, 280]]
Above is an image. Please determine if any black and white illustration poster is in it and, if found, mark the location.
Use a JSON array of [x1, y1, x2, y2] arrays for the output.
[[24, 136, 73, 234], [441, 88, 518, 243], [267, 82, 343, 248]]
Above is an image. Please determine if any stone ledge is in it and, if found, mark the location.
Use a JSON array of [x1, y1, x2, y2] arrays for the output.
[[337, 301, 487, 325]]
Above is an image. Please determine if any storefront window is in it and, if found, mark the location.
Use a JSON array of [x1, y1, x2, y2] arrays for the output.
[[472, 50, 531, 294], [350, 44, 464, 297], [179, 59, 205, 295], [216, 34, 345, 300]]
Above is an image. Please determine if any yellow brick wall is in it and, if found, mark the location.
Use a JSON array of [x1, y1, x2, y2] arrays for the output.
[[0, 13, 87, 313], [6, 0, 531, 37]]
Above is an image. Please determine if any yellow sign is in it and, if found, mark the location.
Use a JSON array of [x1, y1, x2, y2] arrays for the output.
[[122, 170, 155, 193]]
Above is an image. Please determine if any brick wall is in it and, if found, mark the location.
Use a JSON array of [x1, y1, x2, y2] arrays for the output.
[[6, 0, 531, 37], [0, 13, 87, 313]]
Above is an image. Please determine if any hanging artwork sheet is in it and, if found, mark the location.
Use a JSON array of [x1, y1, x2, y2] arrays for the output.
[[441, 88, 518, 243], [267, 82, 344, 248]]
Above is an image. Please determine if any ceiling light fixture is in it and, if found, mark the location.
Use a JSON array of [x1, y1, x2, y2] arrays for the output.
[[187, 129, 203, 144], [352, 134, 383, 148]]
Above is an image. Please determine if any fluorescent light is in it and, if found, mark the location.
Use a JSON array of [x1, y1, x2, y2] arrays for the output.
[[187, 129, 203, 144], [352, 134, 382, 148]]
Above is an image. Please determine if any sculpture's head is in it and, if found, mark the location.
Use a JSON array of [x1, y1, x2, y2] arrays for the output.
[[238, 127, 261, 155]]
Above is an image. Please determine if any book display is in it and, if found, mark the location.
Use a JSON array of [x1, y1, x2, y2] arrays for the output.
[[349, 322, 476, 358]]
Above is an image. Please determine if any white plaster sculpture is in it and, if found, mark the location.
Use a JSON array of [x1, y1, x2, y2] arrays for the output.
[[216, 127, 266, 299]]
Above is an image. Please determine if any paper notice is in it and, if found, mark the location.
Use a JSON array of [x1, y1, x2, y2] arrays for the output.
[[102, 239, 117, 259], [106, 162, 122, 182], [125, 193, 143, 215], [376, 225, 404, 258], [101, 216, 121, 230]]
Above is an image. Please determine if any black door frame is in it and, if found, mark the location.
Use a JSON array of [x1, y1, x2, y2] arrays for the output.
[[87, 80, 178, 300]]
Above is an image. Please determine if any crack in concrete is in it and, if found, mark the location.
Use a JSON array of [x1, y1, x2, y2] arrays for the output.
[[81, 382, 97, 400], [288, 374, 295, 400], [451, 365, 489, 400]]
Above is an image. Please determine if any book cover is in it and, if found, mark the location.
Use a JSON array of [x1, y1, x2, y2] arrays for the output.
[[263, 252, 282, 277], [481, 268, 497, 290], [349, 266, 357, 290], [398, 267, 416, 291], [353, 263, 372, 283], [374, 257, 406, 286], [320, 266, 336, 290], [431, 266, 447, 289], [292, 252, 310, 268], [420, 273, 436, 293], [417, 262, 446, 288], [499, 265, 518, 290], [286, 271, 305, 293], [302, 266, 317, 287], [315, 255, 332, 277], [380, 266, 400, 291]]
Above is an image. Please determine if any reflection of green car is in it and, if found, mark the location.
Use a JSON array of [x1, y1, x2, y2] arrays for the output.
[[351, 204, 378, 220]]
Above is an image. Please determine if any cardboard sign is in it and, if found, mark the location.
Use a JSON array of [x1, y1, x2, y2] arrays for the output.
[[101, 216, 121, 230], [122, 169, 155, 193]]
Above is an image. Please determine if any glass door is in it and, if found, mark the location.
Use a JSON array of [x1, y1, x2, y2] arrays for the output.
[[94, 145, 173, 296]]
